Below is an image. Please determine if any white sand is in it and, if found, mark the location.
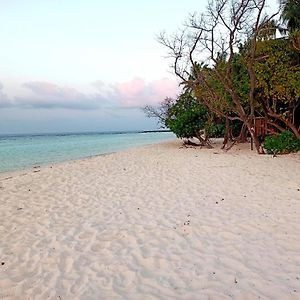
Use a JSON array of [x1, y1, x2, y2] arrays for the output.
[[0, 140, 299, 300]]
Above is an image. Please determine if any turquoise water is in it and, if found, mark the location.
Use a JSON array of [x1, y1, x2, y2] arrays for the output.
[[0, 131, 175, 173]]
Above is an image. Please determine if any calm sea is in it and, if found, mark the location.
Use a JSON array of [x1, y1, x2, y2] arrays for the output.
[[0, 131, 175, 173]]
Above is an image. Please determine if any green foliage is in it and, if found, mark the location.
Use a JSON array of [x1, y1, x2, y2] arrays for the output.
[[281, 0, 300, 32], [255, 38, 300, 105], [232, 53, 250, 110], [234, 120, 244, 137], [189, 63, 234, 117], [206, 123, 225, 138], [165, 93, 209, 139], [263, 131, 300, 154]]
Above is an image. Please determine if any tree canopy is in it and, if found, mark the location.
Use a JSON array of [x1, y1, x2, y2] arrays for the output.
[[144, 0, 300, 153], [281, 0, 300, 32]]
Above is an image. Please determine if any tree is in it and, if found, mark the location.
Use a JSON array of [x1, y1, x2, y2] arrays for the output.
[[254, 38, 300, 138], [143, 97, 175, 128], [165, 92, 213, 147], [280, 0, 300, 32], [145, 0, 300, 153], [280, 0, 300, 51], [143, 92, 214, 147], [158, 0, 279, 153]]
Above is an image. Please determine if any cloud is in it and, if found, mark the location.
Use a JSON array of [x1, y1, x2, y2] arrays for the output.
[[19, 81, 102, 110], [0, 82, 12, 108], [23, 81, 80, 98], [113, 77, 180, 108], [1, 78, 179, 110]]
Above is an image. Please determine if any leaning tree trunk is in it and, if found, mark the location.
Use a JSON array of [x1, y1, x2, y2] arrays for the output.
[[267, 112, 300, 140], [196, 133, 213, 149]]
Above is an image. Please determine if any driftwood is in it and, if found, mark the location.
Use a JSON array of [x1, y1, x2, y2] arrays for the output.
[[181, 136, 213, 149], [183, 139, 200, 147]]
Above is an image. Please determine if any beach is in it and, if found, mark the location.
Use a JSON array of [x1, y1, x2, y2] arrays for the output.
[[0, 139, 299, 299]]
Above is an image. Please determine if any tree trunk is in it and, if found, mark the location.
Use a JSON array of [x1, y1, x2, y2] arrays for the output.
[[245, 121, 264, 154], [237, 124, 248, 143], [222, 117, 230, 149]]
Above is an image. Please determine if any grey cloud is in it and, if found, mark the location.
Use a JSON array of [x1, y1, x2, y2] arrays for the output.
[[13, 96, 101, 110], [0, 82, 12, 108], [20, 81, 102, 110]]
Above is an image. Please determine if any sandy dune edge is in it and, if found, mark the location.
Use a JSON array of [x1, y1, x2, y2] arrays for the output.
[[0, 140, 299, 299]]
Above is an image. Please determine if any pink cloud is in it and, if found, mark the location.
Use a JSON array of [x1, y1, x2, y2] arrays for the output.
[[118, 78, 145, 98], [115, 77, 179, 107], [152, 78, 179, 95]]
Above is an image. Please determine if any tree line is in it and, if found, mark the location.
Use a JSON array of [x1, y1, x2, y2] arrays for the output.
[[144, 0, 300, 154]]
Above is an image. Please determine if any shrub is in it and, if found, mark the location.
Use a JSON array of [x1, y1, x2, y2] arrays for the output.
[[263, 130, 300, 154], [165, 93, 209, 139]]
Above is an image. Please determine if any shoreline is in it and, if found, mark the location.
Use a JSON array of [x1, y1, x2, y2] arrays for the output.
[[0, 150, 116, 179], [0, 137, 177, 177], [0, 138, 251, 178], [1, 137, 293, 178], [1, 139, 299, 299]]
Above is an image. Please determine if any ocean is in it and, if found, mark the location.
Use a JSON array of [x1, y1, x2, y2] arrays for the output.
[[0, 131, 175, 173]]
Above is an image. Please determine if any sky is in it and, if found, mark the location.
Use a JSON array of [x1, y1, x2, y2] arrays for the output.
[[0, 0, 279, 134]]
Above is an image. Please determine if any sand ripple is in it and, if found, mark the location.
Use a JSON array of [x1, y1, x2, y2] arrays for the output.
[[0, 140, 300, 299]]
